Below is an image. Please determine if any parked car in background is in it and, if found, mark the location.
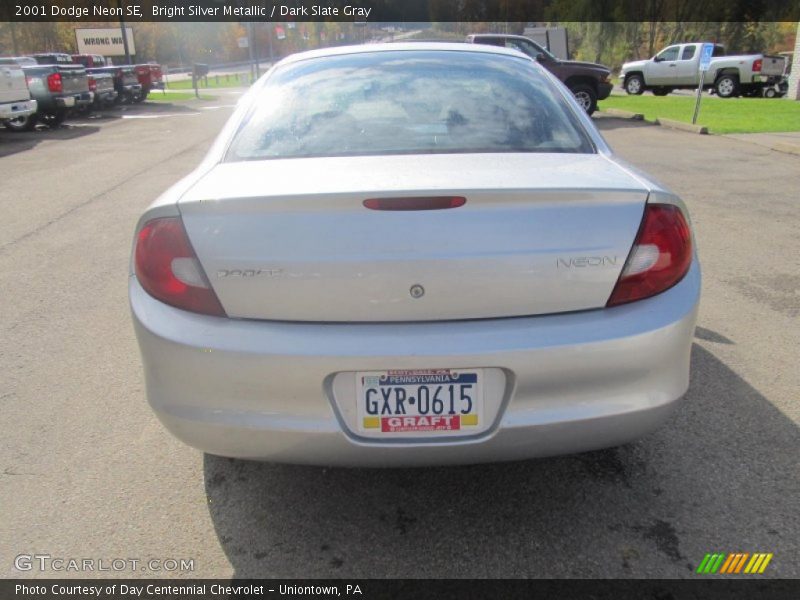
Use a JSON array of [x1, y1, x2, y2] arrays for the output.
[[2, 56, 36, 67], [70, 54, 107, 69], [465, 33, 613, 114], [620, 43, 787, 98], [0, 60, 37, 129], [1, 56, 92, 130], [764, 52, 793, 98], [86, 72, 117, 107], [86, 63, 141, 104], [30, 53, 116, 110], [133, 63, 164, 102], [30, 52, 75, 66], [72, 54, 146, 102], [130, 44, 699, 467]]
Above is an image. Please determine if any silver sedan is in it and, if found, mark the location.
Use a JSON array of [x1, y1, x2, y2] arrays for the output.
[[130, 43, 700, 467]]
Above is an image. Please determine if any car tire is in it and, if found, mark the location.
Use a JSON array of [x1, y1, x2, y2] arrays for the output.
[[652, 87, 671, 96], [764, 88, 777, 98], [624, 74, 645, 95], [715, 74, 740, 98], [4, 113, 38, 132], [39, 110, 66, 128], [133, 91, 147, 103], [571, 84, 598, 115]]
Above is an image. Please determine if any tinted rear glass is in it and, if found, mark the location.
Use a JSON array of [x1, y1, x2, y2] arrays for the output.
[[227, 50, 594, 161], [35, 54, 73, 64]]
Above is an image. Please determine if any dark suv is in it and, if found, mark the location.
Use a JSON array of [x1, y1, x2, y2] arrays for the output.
[[466, 34, 613, 115]]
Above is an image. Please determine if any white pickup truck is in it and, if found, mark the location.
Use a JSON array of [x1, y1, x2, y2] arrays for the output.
[[0, 61, 37, 127], [620, 43, 786, 98]]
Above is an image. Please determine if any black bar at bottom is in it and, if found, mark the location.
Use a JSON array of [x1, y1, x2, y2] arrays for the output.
[[2, 579, 799, 600]]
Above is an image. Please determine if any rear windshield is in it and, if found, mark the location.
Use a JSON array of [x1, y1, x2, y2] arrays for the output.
[[226, 50, 594, 161], [35, 54, 73, 64]]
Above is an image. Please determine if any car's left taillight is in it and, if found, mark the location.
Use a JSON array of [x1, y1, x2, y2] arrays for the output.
[[752, 58, 763, 72], [134, 217, 226, 317], [607, 203, 693, 306], [87, 76, 96, 92]]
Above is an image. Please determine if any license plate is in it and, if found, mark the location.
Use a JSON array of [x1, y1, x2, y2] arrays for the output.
[[63, 96, 75, 107], [356, 369, 483, 435]]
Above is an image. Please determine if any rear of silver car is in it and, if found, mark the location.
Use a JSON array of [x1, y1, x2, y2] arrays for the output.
[[130, 45, 699, 466]]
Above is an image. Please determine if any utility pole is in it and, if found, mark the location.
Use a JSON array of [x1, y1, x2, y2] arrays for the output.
[[253, 23, 260, 78], [118, 0, 132, 65], [263, 0, 272, 70], [268, 24, 274, 68], [247, 22, 256, 82], [10, 21, 19, 56]]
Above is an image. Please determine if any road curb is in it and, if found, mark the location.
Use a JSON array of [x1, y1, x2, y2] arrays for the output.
[[600, 108, 644, 120], [656, 118, 708, 135]]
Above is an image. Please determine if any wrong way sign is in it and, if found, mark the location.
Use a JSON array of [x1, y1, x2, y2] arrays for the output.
[[75, 28, 135, 57]]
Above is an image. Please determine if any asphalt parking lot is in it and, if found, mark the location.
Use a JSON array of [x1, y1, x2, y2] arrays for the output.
[[1, 98, 798, 579]]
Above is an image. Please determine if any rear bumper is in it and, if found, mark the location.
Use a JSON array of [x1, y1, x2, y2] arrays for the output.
[[0, 98, 36, 120], [93, 90, 118, 103], [131, 261, 700, 467], [750, 74, 783, 84], [121, 83, 142, 96], [54, 92, 93, 109]]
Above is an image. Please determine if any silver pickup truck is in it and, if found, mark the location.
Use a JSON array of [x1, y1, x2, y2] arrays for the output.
[[0, 56, 93, 131], [620, 43, 786, 98], [86, 72, 117, 107], [0, 61, 37, 128]]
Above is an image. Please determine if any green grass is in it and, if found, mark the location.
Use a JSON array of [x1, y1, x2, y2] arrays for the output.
[[146, 91, 219, 102], [165, 74, 250, 90], [600, 95, 800, 134]]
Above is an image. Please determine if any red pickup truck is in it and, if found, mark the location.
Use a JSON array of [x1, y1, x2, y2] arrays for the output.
[[72, 54, 163, 102], [132, 64, 164, 101]]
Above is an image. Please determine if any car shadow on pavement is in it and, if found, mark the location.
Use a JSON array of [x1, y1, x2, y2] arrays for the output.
[[593, 115, 655, 131], [71, 101, 202, 123], [203, 339, 799, 578], [0, 124, 101, 158]]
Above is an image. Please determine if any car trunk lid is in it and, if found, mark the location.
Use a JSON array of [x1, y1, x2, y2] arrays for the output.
[[179, 153, 649, 322]]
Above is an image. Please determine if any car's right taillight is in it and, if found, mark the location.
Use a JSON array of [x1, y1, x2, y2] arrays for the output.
[[607, 203, 693, 306], [47, 72, 62, 93], [134, 217, 226, 317]]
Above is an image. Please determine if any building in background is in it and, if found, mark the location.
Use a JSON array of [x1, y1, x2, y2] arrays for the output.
[[789, 23, 800, 100]]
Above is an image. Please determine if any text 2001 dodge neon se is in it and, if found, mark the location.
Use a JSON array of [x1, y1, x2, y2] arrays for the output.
[[130, 43, 700, 467]]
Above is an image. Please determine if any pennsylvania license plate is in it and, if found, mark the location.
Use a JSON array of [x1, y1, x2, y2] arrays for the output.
[[356, 369, 483, 435]]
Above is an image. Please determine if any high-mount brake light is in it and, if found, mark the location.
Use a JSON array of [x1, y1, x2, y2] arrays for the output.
[[363, 197, 467, 211]]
